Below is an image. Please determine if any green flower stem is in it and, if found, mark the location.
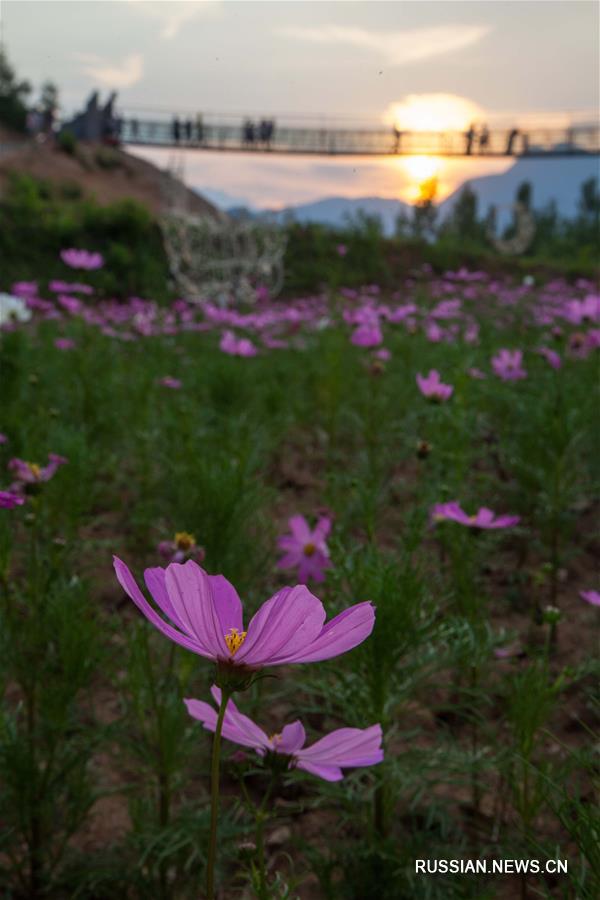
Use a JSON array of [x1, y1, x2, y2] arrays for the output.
[[206, 688, 231, 900]]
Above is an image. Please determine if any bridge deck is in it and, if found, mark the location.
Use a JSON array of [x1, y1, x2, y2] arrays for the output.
[[119, 119, 600, 157]]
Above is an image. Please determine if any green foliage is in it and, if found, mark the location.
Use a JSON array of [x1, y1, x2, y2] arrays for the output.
[[0, 173, 171, 299], [0, 47, 31, 132]]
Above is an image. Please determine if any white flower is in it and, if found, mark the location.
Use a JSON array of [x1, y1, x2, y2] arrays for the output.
[[0, 293, 32, 327]]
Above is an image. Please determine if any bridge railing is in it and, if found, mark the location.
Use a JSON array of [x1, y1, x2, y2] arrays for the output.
[[117, 118, 600, 157]]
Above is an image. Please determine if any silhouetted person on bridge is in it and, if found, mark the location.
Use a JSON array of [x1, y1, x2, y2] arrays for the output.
[[172, 116, 181, 144], [506, 128, 519, 155], [184, 119, 192, 142], [196, 114, 204, 144], [393, 125, 403, 153], [465, 124, 476, 155], [259, 119, 275, 147], [243, 119, 255, 145], [479, 124, 490, 154]]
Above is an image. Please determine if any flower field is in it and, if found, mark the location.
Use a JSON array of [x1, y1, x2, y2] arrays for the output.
[[0, 261, 598, 899]]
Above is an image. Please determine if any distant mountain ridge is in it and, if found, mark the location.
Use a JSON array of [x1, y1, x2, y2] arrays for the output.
[[196, 157, 599, 235]]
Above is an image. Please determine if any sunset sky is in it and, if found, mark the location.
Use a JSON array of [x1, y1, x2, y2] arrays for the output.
[[2, 1, 598, 207]]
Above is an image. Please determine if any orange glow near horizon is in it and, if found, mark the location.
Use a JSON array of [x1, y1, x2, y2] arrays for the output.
[[385, 93, 485, 202]]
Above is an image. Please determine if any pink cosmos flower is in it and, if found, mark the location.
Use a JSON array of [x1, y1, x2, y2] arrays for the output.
[[158, 531, 205, 565], [431, 501, 520, 529], [580, 590, 600, 607], [277, 515, 332, 584], [416, 370, 454, 402], [336, 244, 348, 258], [467, 367, 486, 380], [9, 453, 68, 485], [54, 337, 76, 351], [113, 558, 375, 669], [185, 685, 383, 781], [493, 643, 522, 659], [537, 347, 562, 369], [60, 248, 105, 270], [158, 376, 182, 390], [350, 321, 383, 348], [374, 348, 391, 361], [491, 349, 527, 381], [220, 330, 258, 357], [0, 433, 7, 444], [0, 490, 25, 509]]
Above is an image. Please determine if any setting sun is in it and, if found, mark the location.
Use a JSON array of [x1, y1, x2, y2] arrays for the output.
[[385, 93, 484, 133], [384, 94, 485, 202]]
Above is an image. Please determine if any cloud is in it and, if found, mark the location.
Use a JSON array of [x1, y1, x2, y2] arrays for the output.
[[76, 52, 144, 89], [124, 1, 220, 40], [277, 24, 491, 66]]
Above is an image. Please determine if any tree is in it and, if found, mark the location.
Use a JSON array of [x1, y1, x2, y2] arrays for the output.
[[516, 180, 533, 210], [411, 176, 438, 242], [577, 177, 600, 227], [441, 184, 484, 243], [0, 47, 31, 132], [39, 80, 59, 117]]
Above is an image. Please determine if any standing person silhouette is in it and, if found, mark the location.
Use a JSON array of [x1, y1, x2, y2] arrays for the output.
[[465, 124, 476, 155], [506, 128, 519, 155], [478, 124, 490, 154], [172, 116, 181, 144]]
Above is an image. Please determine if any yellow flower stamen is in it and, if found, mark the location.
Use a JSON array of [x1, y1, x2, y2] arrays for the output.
[[269, 733, 282, 746], [27, 463, 41, 479], [224, 627, 247, 656], [174, 531, 195, 551], [303, 542, 316, 557]]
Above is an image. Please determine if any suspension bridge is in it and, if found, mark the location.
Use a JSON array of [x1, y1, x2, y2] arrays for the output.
[[117, 114, 600, 158]]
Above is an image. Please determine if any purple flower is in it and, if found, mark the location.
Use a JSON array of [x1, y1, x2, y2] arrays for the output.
[[54, 337, 76, 351], [491, 349, 527, 381], [0, 433, 7, 444], [185, 686, 383, 781], [113, 558, 375, 669], [220, 330, 258, 357], [158, 376, 182, 390], [467, 367, 486, 380], [277, 515, 332, 584], [0, 490, 25, 509], [9, 453, 68, 485], [537, 347, 562, 370], [60, 248, 104, 271], [431, 501, 520, 529], [158, 531, 205, 564], [336, 244, 348, 258], [374, 348, 391, 361], [416, 370, 453, 402], [351, 320, 383, 348], [580, 590, 600, 607]]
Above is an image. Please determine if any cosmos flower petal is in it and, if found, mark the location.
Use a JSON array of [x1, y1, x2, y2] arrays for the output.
[[278, 601, 375, 664], [278, 720, 306, 754], [165, 561, 228, 657], [288, 515, 312, 544], [296, 725, 384, 769], [208, 574, 244, 635], [144, 566, 187, 630], [236, 585, 326, 666], [113, 557, 212, 658]]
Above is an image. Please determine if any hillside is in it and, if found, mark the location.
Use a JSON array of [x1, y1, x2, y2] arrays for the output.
[[439, 156, 600, 220], [0, 136, 222, 220]]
